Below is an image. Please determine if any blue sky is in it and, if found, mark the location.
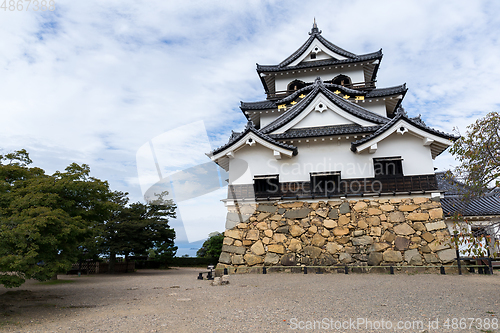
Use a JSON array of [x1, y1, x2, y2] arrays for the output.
[[2, 1, 500, 255]]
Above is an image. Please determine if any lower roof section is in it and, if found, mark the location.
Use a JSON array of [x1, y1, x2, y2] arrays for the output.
[[269, 124, 381, 140], [441, 195, 500, 217]]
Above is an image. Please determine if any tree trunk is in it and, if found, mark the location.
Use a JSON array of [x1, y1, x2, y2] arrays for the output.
[[124, 254, 129, 273], [109, 252, 116, 274]]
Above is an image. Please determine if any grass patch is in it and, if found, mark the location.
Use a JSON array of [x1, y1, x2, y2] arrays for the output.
[[37, 280, 75, 285], [0, 320, 21, 327]]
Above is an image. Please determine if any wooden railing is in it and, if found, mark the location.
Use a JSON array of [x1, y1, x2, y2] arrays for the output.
[[342, 81, 376, 90], [266, 81, 376, 100], [227, 174, 438, 200]]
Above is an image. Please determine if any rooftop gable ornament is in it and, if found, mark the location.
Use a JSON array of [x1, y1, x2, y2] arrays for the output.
[[309, 18, 322, 35], [260, 77, 390, 135]]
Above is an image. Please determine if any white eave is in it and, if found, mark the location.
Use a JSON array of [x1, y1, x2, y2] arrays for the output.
[[354, 119, 454, 159], [209, 132, 295, 171], [288, 37, 348, 67]]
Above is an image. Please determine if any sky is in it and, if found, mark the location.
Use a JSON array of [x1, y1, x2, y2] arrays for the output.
[[1, 0, 500, 255]]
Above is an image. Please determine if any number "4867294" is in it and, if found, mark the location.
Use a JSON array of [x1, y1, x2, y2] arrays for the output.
[[1, 0, 56, 11]]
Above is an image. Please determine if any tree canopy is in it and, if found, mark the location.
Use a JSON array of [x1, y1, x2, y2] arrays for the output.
[[450, 111, 500, 192], [196, 232, 223, 261], [0, 150, 177, 287], [100, 192, 177, 264], [0, 150, 117, 287], [448, 112, 500, 257]]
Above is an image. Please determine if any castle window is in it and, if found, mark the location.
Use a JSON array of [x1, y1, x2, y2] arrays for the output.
[[287, 80, 306, 92], [310, 171, 340, 195], [310, 53, 316, 59], [332, 75, 352, 87], [374, 157, 403, 177], [254, 175, 279, 195]]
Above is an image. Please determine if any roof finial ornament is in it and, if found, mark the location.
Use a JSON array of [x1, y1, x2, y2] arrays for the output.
[[396, 106, 407, 117], [309, 18, 322, 35]]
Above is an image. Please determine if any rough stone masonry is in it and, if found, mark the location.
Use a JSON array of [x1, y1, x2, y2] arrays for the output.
[[217, 197, 456, 269]]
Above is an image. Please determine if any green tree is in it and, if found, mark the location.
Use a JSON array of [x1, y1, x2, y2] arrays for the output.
[[100, 193, 177, 269], [196, 232, 224, 261], [448, 112, 500, 257], [0, 150, 116, 287], [450, 111, 500, 192]]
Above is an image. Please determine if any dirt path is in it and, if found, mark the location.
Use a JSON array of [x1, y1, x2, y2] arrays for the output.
[[1, 268, 499, 332]]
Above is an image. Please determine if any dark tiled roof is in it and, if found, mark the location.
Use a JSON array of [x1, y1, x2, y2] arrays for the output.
[[208, 122, 298, 157], [257, 51, 382, 73], [276, 27, 357, 69], [269, 124, 382, 140], [350, 108, 459, 151], [229, 131, 241, 141], [276, 85, 318, 104], [277, 83, 361, 104], [435, 171, 467, 196], [240, 83, 408, 113], [240, 100, 276, 111], [433, 173, 500, 217], [260, 78, 390, 134], [365, 84, 407, 98], [441, 196, 500, 216], [490, 187, 500, 195]]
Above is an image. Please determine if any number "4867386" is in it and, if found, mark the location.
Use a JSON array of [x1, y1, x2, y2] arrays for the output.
[[1, 0, 56, 11]]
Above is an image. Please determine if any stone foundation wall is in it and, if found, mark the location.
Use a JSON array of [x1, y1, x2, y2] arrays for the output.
[[218, 197, 455, 268]]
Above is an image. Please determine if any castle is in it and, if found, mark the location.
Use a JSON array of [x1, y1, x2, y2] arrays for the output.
[[208, 22, 459, 269]]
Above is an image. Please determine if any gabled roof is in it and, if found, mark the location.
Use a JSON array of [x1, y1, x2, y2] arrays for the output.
[[436, 172, 500, 216], [350, 108, 459, 157], [257, 52, 382, 73], [276, 83, 358, 104], [365, 84, 407, 98], [240, 83, 407, 113], [278, 22, 357, 67], [240, 100, 277, 111], [256, 23, 382, 73], [490, 187, 500, 195], [441, 196, 500, 217], [208, 122, 298, 158], [435, 171, 468, 196], [269, 124, 382, 140], [260, 77, 390, 134]]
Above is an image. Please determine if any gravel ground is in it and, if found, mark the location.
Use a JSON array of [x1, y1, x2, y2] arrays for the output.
[[1, 268, 499, 332]]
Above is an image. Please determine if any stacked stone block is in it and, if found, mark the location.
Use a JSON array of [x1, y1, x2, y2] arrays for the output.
[[218, 197, 455, 268]]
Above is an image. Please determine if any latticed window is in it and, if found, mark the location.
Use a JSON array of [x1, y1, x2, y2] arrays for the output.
[[332, 74, 351, 86], [287, 80, 306, 92], [253, 175, 279, 195], [373, 157, 403, 177], [310, 171, 340, 194]]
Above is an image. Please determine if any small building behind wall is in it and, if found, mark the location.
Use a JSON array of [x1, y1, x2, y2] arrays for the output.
[[438, 172, 500, 257]]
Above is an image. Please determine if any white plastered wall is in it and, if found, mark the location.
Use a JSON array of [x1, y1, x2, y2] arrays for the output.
[[260, 112, 282, 128], [274, 67, 365, 92], [368, 132, 435, 176], [293, 107, 354, 128], [358, 100, 387, 117], [300, 51, 334, 63], [229, 132, 435, 185], [288, 38, 348, 66]]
